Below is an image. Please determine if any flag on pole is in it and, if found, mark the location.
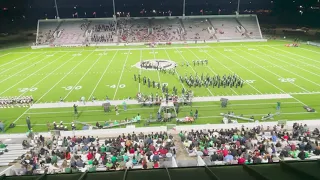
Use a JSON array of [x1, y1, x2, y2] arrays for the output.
[[75, 12, 78, 17], [140, 9, 145, 14], [218, 9, 221, 15], [168, 10, 172, 16], [93, 11, 96, 17], [200, 9, 204, 15]]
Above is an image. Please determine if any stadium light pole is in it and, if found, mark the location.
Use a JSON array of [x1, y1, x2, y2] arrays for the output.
[[54, 0, 60, 19], [183, 0, 186, 17], [237, 0, 240, 16], [113, 0, 116, 19]]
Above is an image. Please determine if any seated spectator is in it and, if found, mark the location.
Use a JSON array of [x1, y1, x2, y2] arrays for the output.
[[298, 150, 306, 160]]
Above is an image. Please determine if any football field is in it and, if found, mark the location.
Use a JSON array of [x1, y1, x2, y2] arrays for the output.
[[0, 40, 320, 133]]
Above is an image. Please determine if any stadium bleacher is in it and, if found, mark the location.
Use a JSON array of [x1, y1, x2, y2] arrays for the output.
[[36, 15, 263, 45]]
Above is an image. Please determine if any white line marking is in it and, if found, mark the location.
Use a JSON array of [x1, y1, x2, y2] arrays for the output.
[[268, 46, 320, 65], [13, 50, 93, 123], [199, 48, 263, 94], [259, 46, 320, 75], [113, 50, 131, 100], [0, 52, 45, 77], [64, 52, 107, 100], [88, 51, 119, 100], [210, 47, 287, 93], [16, 52, 73, 98], [234, 47, 310, 92], [138, 50, 142, 92], [0, 53, 32, 69], [0, 53, 68, 96], [153, 49, 162, 87], [175, 48, 214, 96], [163, 49, 186, 90]]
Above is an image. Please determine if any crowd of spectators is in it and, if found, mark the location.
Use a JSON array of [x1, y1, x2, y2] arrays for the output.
[[91, 33, 114, 43], [0, 96, 33, 107], [92, 23, 116, 32], [180, 123, 320, 165], [19, 132, 176, 175]]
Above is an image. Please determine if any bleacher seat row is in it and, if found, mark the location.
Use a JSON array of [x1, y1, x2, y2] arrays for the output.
[[36, 15, 262, 45]]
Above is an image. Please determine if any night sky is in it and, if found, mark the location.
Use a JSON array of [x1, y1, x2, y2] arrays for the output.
[[0, 0, 319, 31]]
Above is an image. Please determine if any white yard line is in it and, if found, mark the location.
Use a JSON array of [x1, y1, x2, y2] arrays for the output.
[[0, 53, 10, 58], [16, 53, 73, 98], [138, 50, 142, 92], [163, 49, 186, 90], [0, 53, 32, 69], [112, 50, 131, 100], [249, 48, 320, 88], [64, 50, 107, 100], [200, 48, 263, 94], [259, 47, 320, 73], [188, 48, 239, 95], [0, 52, 45, 76], [88, 51, 119, 100], [175, 48, 214, 96], [268, 46, 320, 66], [299, 47, 320, 55], [12, 50, 93, 123], [233, 48, 311, 92], [210, 47, 287, 93], [0, 53, 69, 96], [153, 50, 162, 87]]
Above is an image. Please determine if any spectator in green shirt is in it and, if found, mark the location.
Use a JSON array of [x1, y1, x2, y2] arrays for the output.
[[87, 159, 93, 165], [123, 154, 129, 162], [0, 142, 7, 148], [51, 154, 58, 164], [105, 145, 110, 152], [136, 114, 141, 124], [100, 144, 106, 153], [111, 155, 117, 163], [190, 110, 193, 117], [106, 161, 113, 169]]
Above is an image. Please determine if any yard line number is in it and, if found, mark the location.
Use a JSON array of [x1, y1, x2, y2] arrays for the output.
[[106, 84, 126, 88], [18, 88, 38, 93], [278, 78, 296, 83], [62, 86, 82, 91], [98, 53, 108, 55], [245, 80, 256, 84]]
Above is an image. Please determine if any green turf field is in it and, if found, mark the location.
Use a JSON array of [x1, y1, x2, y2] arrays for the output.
[[0, 40, 320, 133]]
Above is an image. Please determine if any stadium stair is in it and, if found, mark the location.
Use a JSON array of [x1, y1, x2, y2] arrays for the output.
[[83, 20, 92, 37], [0, 144, 30, 166], [206, 18, 218, 40], [235, 18, 250, 38]]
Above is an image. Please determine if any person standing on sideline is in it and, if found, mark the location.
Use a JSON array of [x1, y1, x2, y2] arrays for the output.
[[115, 105, 119, 115], [190, 110, 193, 118], [123, 101, 127, 111], [26, 116, 31, 130], [0, 121, 4, 132], [194, 109, 199, 120], [73, 104, 78, 115]]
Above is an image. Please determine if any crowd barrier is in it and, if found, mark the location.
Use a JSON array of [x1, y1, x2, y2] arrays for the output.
[[1, 119, 319, 139]]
